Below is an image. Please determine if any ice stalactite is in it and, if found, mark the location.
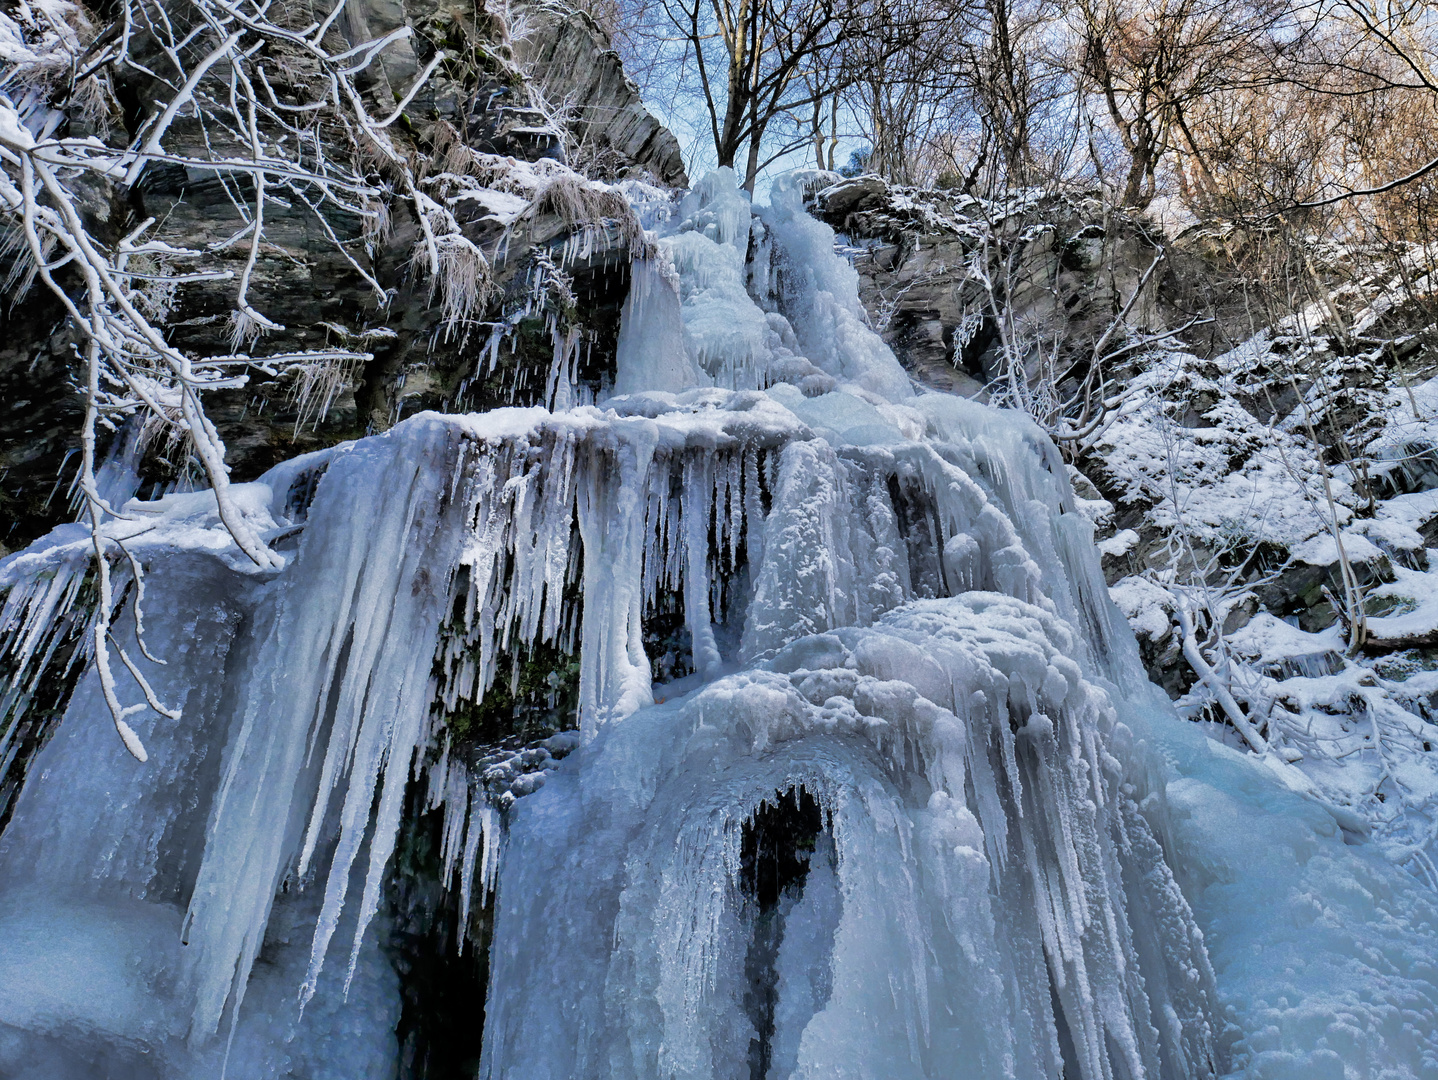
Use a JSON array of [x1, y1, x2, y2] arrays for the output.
[[0, 547, 95, 810], [576, 419, 663, 732], [424, 734, 568, 951], [0, 466, 405, 1077], [182, 418, 478, 1038]]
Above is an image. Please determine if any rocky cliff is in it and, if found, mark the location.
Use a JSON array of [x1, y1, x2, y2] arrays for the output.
[[807, 174, 1164, 399], [0, 0, 684, 555]]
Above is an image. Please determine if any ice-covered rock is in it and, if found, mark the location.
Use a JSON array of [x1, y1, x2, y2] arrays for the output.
[[483, 597, 1220, 1080]]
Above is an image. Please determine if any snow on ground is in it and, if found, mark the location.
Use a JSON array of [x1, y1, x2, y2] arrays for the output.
[[1090, 324, 1438, 891]]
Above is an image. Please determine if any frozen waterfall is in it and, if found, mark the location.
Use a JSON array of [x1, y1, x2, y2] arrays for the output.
[[0, 167, 1435, 1080]]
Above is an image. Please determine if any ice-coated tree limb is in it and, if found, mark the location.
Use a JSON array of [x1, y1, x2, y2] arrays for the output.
[[0, 0, 459, 756], [1176, 602, 1269, 754]]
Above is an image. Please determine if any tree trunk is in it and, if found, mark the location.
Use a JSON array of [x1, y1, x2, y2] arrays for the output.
[[744, 105, 765, 191]]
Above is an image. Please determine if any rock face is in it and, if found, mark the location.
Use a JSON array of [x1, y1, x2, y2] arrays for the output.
[[0, 289, 84, 553], [806, 175, 1162, 400], [0, 0, 683, 555], [510, 2, 689, 187]]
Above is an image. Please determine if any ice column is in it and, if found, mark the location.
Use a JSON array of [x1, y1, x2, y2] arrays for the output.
[[183, 417, 476, 1040], [576, 419, 661, 737], [613, 252, 705, 397]]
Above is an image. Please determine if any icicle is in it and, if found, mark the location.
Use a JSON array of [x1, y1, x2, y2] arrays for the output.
[[682, 454, 723, 679], [576, 421, 659, 738], [0, 553, 92, 703], [182, 417, 479, 1038], [546, 326, 580, 411], [438, 754, 470, 888]]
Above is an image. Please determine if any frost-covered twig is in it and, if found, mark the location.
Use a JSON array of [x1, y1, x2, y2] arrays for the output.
[[0, 0, 460, 757]]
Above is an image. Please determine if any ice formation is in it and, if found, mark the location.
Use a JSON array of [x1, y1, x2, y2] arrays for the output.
[[0, 167, 1435, 1079], [482, 596, 1220, 1080]]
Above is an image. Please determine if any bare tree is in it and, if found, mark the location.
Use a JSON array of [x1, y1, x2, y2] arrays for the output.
[[837, 0, 1082, 194], [830, 0, 952, 183], [967, 0, 1052, 186], [622, 0, 932, 189], [1072, 0, 1289, 208]]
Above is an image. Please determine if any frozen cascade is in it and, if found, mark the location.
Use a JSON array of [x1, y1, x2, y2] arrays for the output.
[[481, 596, 1221, 1080], [0, 166, 1433, 1078]]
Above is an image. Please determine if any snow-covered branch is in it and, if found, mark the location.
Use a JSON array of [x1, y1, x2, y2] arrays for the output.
[[0, 0, 462, 756]]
